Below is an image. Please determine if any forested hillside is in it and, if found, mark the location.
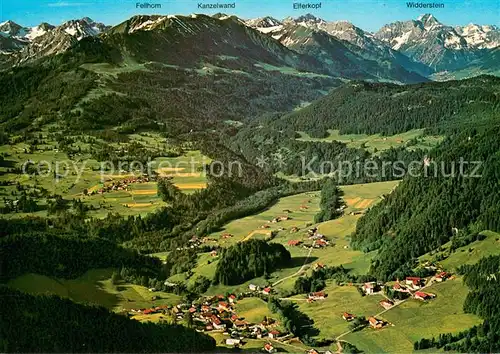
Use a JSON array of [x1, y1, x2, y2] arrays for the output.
[[271, 76, 500, 137], [0, 287, 216, 353], [352, 123, 500, 280], [214, 239, 291, 285], [0, 229, 163, 282]]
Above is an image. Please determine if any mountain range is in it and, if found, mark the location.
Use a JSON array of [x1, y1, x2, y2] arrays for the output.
[[0, 13, 498, 82]]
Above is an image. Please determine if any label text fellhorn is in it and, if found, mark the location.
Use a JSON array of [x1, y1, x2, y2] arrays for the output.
[[136, 2, 162, 9]]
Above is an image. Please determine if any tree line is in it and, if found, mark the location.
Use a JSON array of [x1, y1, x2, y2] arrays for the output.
[[213, 240, 291, 285], [0, 287, 216, 353]]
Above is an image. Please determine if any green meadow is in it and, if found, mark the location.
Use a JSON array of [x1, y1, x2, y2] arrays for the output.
[[297, 129, 443, 154], [419, 230, 500, 272], [7, 269, 181, 312], [167, 181, 399, 295], [234, 297, 274, 323], [344, 279, 481, 353], [0, 129, 209, 218]]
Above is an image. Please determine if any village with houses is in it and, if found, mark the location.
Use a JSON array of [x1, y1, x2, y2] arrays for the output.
[[126, 255, 455, 353], [123, 187, 466, 354]]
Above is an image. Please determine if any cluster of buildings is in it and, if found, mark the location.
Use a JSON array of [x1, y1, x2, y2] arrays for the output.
[[269, 215, 292, 223], [361, 281, 381, 295], [308, 291, 327, 301], [85, 175, 153, 196], [131, 292, 289, 347], [286, 227, 330, 249], [391, 275, 443, 301], [368, 316, 386, 329]]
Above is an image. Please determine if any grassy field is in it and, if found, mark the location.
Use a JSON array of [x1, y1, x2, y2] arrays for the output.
[[419, 230, 500, 272], [210, 332, 308, 353], [297, 129, 443, 154], [297, 283, 385, 340], [7, 269, 181, 312], [168, 181, 399, 295], [234, 297, 274, 323], [344, 279, 481, 353]]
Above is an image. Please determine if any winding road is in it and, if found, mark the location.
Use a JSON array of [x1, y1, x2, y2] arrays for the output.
[[272, 246, 314, 287]]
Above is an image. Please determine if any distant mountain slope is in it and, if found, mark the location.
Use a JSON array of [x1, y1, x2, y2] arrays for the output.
[[375, 14, 499, 72], [455, 23, 500, 49], [432, 47, 500, 81], [247, 14, 430, 83], [271, 75, 500, 137], [282, 14, 433, 77], [0, 14, 344, 134], [103, 14, 325, 72], [0, 18, 107, 65]]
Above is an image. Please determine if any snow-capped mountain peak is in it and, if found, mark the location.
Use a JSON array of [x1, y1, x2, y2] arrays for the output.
[[455, 23, 500, 49], [0, 20, 26, 37], [59, 18, 107, 40], [246, 16, 282, 28], [417, 13, 442, 28]]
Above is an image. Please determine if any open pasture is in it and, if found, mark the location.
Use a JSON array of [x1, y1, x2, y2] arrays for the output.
[[0, 128, 209, 218], [344, 279, 481, 353], [7, 269, 181, 312], [297, 129, 443, 154]]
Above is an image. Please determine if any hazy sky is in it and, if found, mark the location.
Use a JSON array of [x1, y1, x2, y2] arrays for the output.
[[1, 0, 499, 32]]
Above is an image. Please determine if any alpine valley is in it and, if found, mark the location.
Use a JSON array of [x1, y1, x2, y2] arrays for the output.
[[1, 9, 500, 354]]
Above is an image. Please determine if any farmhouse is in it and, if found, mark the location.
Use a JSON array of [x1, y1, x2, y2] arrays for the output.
[[313, 262, 325, 270], [368, 316, 384, 329], [342, 312, 355, 321], [271, 215, 291, 223], [221, 233, 233, 239], [228, 294, 237, 303], [314, 239, 329, 248], [233, 319, 249, 329], [362, 282, 376, 295], [435, 271, 449, 282], [309, 232, 325, 240], [393, 283, 409, 292], [288, 240, 302, 246], [263, 343, 275, 353], [218, 301, 230, 312], [210, 250, 218, 257], [225, 338, 241, 346], [262, 287, 272, 295], [249, 284, 258, 291], [308, 291, 327, 300], [211, 315, 226, 330], [406, 277, 423, 289], [379, 299, 394, 310], [414, 291, 436, 301], [268, 330, 281, 339], [291, 226, 300, 233]]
